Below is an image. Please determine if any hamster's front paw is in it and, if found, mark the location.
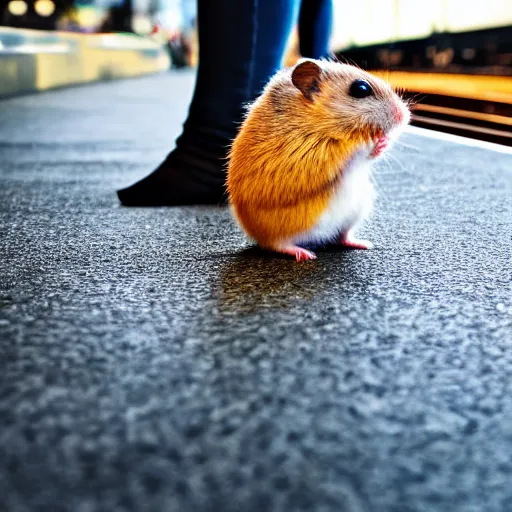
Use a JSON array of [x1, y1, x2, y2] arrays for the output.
[[370, 135, 389, 158]]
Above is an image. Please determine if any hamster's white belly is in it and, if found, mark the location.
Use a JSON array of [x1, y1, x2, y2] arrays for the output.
[[293, 156, 375, 247]]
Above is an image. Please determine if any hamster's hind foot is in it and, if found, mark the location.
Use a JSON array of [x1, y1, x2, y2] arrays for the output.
[[277, 245, 317, 262], [340, 233, 373, 250]]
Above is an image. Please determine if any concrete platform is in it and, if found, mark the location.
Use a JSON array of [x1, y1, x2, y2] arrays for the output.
[[1, 71, 512, 512], [0, 27, 170, 98]]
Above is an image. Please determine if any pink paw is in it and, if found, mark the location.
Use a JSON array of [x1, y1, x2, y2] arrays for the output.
[[340, 234, 373, 250], [279, 245, 317, 262], [371, 135, 389, 158]]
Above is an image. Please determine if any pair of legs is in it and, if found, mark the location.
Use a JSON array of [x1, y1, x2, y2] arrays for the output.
[[117, 0, 333, 207]]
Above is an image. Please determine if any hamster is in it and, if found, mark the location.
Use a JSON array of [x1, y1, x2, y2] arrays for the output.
[[227, 58, 410, 262]]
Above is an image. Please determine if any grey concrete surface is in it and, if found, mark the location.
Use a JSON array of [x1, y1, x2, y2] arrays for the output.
[[1, 71, 512, 512]]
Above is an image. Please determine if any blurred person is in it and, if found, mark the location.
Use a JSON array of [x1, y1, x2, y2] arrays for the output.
[[56, 6, 82, 32], [154, 0, 196, 68], [117, 0, 333, 206]]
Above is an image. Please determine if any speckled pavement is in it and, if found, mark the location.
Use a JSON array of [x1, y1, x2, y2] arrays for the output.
[[1, 71, 512, 512]]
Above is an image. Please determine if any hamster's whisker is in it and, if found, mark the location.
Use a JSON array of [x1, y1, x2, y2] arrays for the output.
[[406, 93, 427, 109], [385, 151, 405, 171], [325, 52, 339, 64], [336, 54, 362, 70], [375, 154, 392, 173], [394, 140, 420, 151], [393, 86, 407, 98]]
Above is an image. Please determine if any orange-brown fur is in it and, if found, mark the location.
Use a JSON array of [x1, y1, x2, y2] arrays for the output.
[[227, 59, 406, 250]]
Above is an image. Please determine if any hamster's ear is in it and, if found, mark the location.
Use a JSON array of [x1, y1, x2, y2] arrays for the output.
[[291, 59, 322, 101]]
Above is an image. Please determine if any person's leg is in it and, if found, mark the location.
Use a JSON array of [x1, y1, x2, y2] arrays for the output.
[[118, 0, 300, 206], [297, 0, 333, 59]]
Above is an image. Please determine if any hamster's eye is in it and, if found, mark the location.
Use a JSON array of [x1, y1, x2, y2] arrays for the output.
[[349, 79, 373, 99]]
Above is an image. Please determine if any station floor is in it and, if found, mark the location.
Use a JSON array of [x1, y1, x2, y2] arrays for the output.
[[1, 70, 512, 512]]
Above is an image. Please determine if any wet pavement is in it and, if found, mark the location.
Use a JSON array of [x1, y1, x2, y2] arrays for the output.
[[1, 71, 512, 512]]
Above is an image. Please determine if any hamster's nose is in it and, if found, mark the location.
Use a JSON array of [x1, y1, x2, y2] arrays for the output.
[[393, 104, 404, 123]]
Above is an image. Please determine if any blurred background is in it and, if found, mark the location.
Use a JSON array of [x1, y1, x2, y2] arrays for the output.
[[0, 0, 511, 145]]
